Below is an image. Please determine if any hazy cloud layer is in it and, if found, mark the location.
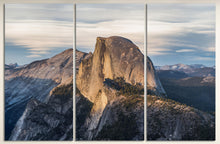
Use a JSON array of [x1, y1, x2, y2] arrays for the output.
[[5, 4, 73, 64], [148, 4, 215, 66], [76, 4, 144, 53]]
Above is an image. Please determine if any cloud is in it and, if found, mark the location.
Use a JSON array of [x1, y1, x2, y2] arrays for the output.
[[5, 4, 73, 58], [147, 4, 215, 58], [176, 49, 195, 53], [76, 4, 144, 53], [26, 54, 41, 58], [148, 51, 170, 56], [77, 4, 144, 23], [192, 56, 215, 61], [147, 47, 171, 56], [206, 47, 215, 52], [5, 4, 73, 22], [5, 20, 73, 57], [77, 19, 144, 52]]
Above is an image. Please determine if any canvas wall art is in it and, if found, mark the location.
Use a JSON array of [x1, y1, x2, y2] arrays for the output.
[[5, 4, 73, 140], [75, 4, 145, 140], [147, 4, 215, 141]]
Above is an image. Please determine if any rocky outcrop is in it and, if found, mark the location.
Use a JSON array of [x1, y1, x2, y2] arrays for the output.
[[93, 85, 144, 140], [75, 49, 92, 73], [5, 49, 73, 140], [76, 78, 144, 140], [147, 57, 166, 96], [76, 36, 144, 103], [76, 36, 146, 140], [9, 82, 73, 140], [147, 95, 215, 140]]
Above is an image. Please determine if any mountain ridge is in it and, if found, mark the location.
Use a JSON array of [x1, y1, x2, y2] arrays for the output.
[[5, 48, 73, 140], [155, 63, 215, 77]]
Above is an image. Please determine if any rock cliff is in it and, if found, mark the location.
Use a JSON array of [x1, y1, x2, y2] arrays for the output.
[[76, 36, 148, 140], [5, 49, 73, 140], [147, 57, 166, 96], [9, 82, 73, 140], [76, 36, 144, 103]]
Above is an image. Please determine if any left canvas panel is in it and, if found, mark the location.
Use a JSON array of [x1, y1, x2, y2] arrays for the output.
[[4, 4, 73, 140]]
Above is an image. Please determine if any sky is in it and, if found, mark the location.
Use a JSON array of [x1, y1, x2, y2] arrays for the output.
[[5, 4, 73, 65], [148, 4, 215, 67], [76, 4, 144, 53], [5, 4, 215, 67]]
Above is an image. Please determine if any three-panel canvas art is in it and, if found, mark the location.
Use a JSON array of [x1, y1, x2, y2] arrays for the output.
[[4, 3, 215, 141]]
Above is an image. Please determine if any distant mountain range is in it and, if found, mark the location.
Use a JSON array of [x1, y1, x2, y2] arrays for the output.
[[5, 63, 19, 69], [155, 64, 215, 77], [155, 63, 213, 70], [155, 63, 215, 112]]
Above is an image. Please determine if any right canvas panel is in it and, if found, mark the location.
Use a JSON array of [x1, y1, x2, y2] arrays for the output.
[[147, 4, 215, 140]]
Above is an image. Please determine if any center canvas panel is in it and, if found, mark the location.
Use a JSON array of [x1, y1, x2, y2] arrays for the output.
[[76, 4, 144, 140]]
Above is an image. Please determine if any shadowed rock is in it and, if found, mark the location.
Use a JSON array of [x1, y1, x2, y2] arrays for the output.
[[5, 49, 73, 140], [147, 57, 166, 96]]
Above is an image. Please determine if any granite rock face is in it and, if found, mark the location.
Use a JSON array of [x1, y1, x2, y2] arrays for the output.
[[6, 49, 73, 140], [76, 36, 148, 140], [76, 36, 144, 103], [75, 49, 92, 73], [147, 57, 166, 96], [9, 83, 73, 140]]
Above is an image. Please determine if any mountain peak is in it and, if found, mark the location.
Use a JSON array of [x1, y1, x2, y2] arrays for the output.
[[9, 63, 18, 66], [5, 48, 73, 85], [5, 63, 19, 69], [97, 36, 133, 43], [95, 36, 139, 52], [49, 48, 72, 59], [77, 36, 144, 102]]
